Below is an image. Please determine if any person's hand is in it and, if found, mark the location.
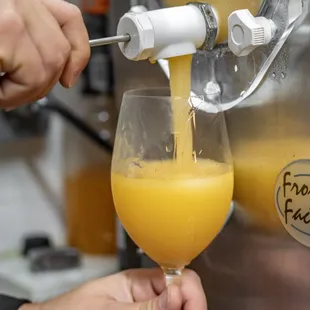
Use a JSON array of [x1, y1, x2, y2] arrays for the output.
[[22, 268, 207, 310], [0, 0, 90, 109]]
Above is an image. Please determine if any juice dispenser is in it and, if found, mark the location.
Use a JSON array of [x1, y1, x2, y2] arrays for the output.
[[108, 0, 310, 308]]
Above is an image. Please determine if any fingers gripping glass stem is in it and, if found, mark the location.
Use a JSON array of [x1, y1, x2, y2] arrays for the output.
[[162, 267, 183, 286]]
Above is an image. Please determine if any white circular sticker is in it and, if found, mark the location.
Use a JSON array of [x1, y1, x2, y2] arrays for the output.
[[275, 159, 310, 247]]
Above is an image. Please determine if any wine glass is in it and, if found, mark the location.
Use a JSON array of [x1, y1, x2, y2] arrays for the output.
[[111, 87, 233, 285]]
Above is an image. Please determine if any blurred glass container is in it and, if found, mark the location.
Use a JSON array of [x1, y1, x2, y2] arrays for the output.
[[81, 0, 109, 15], [63, 95, 117, 255], [81, 0, 113, 95]]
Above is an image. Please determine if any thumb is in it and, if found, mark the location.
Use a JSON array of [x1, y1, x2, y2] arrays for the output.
[[111, 285, 183, 310], [139, 285, 182, 310]]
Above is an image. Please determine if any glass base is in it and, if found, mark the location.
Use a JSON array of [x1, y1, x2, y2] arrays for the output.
[[162, 267, 184, 286]]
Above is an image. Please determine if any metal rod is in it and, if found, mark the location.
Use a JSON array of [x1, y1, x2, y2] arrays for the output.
[[89, 35, 131, 48]]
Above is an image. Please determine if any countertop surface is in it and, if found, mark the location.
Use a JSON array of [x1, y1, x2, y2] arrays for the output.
[[0, 254, 118, 302]]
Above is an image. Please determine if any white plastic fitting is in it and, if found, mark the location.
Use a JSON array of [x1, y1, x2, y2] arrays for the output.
[[228, 9, 277, 57], [129, 5, 147, 13], [117, 5, 207, 61]]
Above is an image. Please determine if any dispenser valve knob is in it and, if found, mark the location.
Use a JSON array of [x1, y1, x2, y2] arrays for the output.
[[228, 9, 276, 57]]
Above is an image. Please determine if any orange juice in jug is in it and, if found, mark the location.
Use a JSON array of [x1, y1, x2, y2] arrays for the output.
[[64, 98, 117, 255]]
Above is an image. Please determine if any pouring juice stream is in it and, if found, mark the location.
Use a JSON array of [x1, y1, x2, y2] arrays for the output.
[[112, 54, 233, 268]]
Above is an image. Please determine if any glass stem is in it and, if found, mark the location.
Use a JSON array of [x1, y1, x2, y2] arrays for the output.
[[162, 267, 183, 287]]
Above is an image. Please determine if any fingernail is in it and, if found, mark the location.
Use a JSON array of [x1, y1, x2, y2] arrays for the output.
[[159, 288, 169, 310], [69, 70, 81, 88]]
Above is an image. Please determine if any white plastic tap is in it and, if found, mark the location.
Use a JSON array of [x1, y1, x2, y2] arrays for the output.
[[117, 5, 209, 61], [228, 9, 277, 57]]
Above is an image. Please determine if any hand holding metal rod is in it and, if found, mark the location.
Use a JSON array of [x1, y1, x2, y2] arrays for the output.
[[89, 34, 130, 48]]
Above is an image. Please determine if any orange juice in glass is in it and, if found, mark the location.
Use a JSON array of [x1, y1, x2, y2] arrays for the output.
[[112, 88, 233, 284]]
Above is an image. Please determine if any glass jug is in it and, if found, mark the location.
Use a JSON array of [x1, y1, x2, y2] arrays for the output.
[[64, 96, 117, 255]]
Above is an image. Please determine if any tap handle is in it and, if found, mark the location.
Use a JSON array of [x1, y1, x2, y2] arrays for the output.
[[228, 9, 277, 57]]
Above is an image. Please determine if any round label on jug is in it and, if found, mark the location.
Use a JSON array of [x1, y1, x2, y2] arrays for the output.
[[275, 159, 310, 247]]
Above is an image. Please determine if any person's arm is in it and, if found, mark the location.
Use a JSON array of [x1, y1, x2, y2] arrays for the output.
[[0, 295, 31, 310]]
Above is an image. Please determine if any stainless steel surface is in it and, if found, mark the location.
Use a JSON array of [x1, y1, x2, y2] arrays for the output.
[[193, 1, 310, 308], [110, 0, 310, 309], [191, 216, 310, 310], [89, 35, 131, 48]]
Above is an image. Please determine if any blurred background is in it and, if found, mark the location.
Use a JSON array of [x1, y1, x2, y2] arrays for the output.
[[0, 0, 165, 301]]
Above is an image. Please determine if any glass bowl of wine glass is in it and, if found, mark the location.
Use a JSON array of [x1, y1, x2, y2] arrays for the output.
[[111, 87, 233, 285]]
